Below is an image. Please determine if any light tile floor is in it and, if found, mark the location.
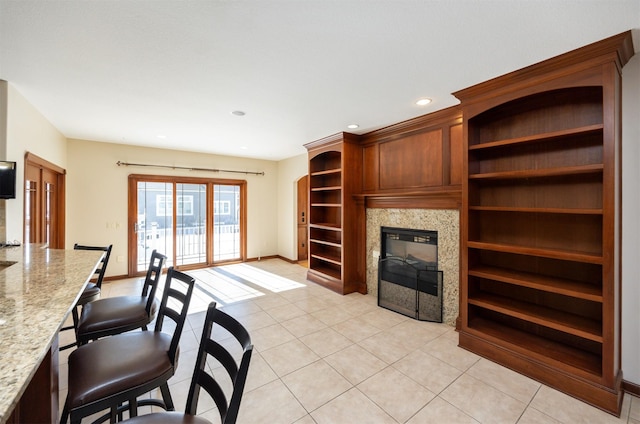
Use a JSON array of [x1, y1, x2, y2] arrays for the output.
[[59, 259, 640, 423]]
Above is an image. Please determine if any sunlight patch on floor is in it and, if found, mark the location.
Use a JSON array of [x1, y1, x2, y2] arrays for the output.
[[187, 262, 307, 308], [222, 263, 306, 293], [189, 267, 265, 305]]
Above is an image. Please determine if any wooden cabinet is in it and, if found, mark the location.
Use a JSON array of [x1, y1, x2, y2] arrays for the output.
[[305, 132, 366, 294], [455, 31, 634, 415], [359, 106, 463, 209]]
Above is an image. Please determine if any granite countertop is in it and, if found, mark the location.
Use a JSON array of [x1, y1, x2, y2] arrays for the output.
[[0, 244, 104, 423]]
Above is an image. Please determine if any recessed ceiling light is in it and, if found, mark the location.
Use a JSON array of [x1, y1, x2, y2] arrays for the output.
[[347, 124, 359, 129], [157, 134, 167, 139], [231, 110, 246, 116], [240, 146, 248, 150], [415, 98, 432, 106]]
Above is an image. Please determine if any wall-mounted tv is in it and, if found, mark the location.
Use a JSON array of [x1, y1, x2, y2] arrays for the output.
[[0, 161, 17, 199]]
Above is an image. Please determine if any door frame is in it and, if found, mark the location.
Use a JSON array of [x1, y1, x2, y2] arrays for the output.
[[127, 173, 247, 277], [296, 175, 308, 262], [23, 152, 65, 248]]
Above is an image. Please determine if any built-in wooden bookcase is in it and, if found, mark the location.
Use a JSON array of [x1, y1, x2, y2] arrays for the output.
[[305, 132, 366, 294], [455, 31, 634, 415]]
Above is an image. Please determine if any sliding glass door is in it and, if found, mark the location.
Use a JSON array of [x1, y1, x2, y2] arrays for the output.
[[135, 181, 175, 271], [129, 175, 246, 275], [176, 183, 207, 266], [213, 184, 241, 261]]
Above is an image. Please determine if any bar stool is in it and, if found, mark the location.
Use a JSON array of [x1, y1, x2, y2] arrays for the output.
[[60, 243, 113, 351], [122, 302, 253, 424], [60, 266, 196, 424], [76, 250, 166, 345]]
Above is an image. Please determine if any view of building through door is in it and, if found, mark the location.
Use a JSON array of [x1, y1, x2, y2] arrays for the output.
[[212, 184, 241, 262], [135, 180, 175, 271], [129, 174, 246, 276], [23, 153, 65, 248], [176, 183, 207, 266]]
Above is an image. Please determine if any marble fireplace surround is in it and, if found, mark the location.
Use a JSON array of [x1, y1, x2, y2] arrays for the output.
[[366, 208, 459, 325]]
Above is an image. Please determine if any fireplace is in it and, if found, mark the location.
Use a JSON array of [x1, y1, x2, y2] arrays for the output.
[[378, 227, 443, 322], [366, 208, 459, 326]]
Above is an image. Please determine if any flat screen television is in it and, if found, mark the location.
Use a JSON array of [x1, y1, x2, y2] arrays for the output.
[[0, 161, 16, 199]]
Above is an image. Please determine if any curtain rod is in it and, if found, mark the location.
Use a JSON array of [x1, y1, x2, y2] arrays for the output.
[[116, 161, 265, 176]]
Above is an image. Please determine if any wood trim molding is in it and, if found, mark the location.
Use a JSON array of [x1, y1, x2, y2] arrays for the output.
[[304, 131, 360, 152], [24, 152, 66, 174], [361, 105, 462, 145], [245, 255, 279, 263], [623, 380, 640, 397], [275, 255, 299, 264], [356, 189, 462, 209]]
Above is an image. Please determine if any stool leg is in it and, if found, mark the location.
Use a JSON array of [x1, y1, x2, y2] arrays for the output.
[[129, 397, 138, 418], [110, 404, 118, 423], [60, 402, 69, 424], [159, 383, 175, 411], [72, 306, 80, 348], [59, 306, 81, 351]]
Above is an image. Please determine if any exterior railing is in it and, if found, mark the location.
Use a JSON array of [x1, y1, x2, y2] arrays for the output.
[[137, 224, 240, 270]]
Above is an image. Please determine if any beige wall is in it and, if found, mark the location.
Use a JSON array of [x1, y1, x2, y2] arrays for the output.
[[621, 50, 640, 385], [276, 153, 307, 261], [1, 82, 67, 243], [66, 138, 280, 276]]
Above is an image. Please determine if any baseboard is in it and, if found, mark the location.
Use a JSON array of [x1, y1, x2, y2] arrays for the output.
[[623, 380, 640, 397], [103, 274, 129, 282], [245, 255, 279, 262], [276, 255, 298, 264]]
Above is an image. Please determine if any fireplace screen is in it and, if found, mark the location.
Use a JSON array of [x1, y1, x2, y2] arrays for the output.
[[378, 227, 443, 322]]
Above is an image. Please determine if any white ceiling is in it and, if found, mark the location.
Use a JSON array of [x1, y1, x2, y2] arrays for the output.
[[0, 1, 638, 161]]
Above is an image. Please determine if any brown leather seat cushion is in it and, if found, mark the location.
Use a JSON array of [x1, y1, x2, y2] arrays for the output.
[[77, 296, 157, 336], [122, 412, 211, 424], [77, 283, 100, 305], [67, 332, 175, 408]]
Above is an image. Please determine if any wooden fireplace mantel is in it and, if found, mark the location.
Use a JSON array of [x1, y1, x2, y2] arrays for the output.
[[355, 189, 461, 210]]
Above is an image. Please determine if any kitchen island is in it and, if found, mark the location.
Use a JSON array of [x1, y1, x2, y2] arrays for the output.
[[0, 244, 104, 424]]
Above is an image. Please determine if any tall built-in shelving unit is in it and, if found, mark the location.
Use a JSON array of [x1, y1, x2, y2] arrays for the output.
[[305, 133, 365, 295], [455, 31, 634, 415]]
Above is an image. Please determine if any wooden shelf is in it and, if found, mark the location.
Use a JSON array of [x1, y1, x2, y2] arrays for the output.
[[311, 203, 341, 207], [311, 252, 342, 266], [311, 186, 342, 191], [308, 264, 341, 281], [467, 317, 602, 377], [311, 168, 341, 176], [467, 241, 603, 264], [469, 206, 602, 215], [469, 293, 602, 342], [310, 238, 342, 248], [469, 164, 603, 180], [468, 124, 604, 150], [469, 265, 602, 302], [309, 223, 342, 231]]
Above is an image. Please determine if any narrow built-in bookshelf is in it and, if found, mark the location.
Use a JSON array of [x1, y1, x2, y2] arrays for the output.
[[305, 133, 365, 294], [455, 31, 634, 415]]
